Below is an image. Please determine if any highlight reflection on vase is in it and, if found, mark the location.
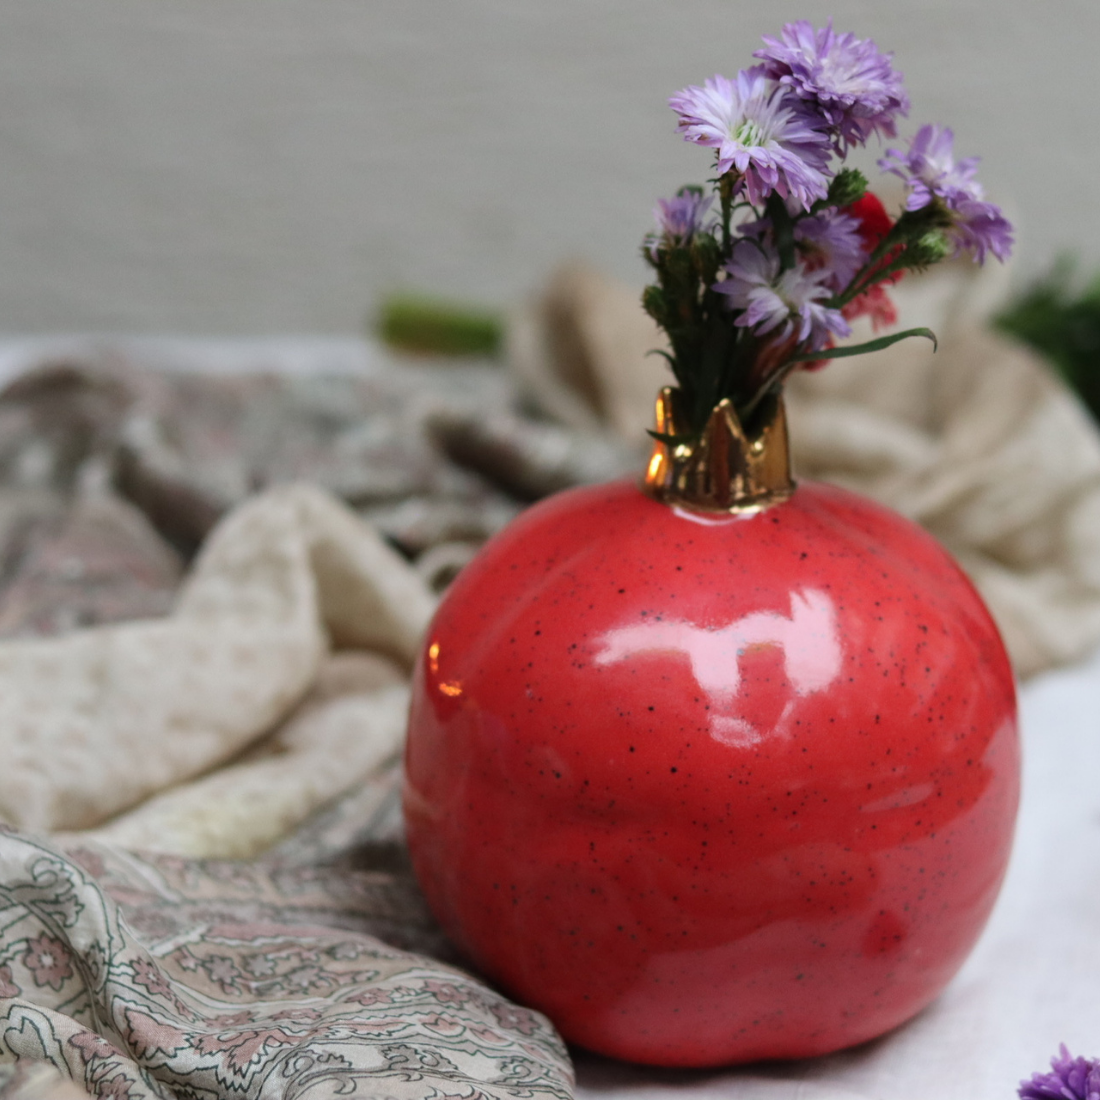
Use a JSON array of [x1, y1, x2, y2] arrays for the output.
[[595, 587, 841, 748]]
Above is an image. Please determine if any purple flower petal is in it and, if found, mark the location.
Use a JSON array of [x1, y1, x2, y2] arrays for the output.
[[653, 191, 714, 244], [1019, 1045, 1100, 1100], [879, 124, 982, 209], [715, 239, 850, 350], [670, 68, 832, 210], [737, 207, 865, 293], [794, 208, 867, 290], [951, 197, 1014, 263], [755, 20, 909, 153], [879, 124, 1014, 263]]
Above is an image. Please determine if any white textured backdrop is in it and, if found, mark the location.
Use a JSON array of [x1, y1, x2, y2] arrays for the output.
[[0, 0, 1092, 333]]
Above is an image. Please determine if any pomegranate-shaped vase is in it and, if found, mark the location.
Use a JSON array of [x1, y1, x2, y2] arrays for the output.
[[404, 390, 1019, 1067]]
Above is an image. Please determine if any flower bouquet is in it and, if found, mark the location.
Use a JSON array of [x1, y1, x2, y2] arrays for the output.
[[644, 19, 1012, 451]]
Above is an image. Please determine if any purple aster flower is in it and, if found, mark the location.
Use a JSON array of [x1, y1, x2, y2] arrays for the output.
[[715, 238, 851, 350], [1019, 1045, 1100, 1100], [669, 68, 831, 209], [949, 196, 1014, 263], [880, 124, 1014, 262], [879, 123, 983, 210], [755, 20, 909, 152], [794, 208, 867, 289], [737, 208, 865, 292], [653, 191, 714, 245]]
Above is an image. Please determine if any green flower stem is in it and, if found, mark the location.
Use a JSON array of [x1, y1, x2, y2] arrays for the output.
[[718, 171, 740, 254], [739, 326, 938, 423], [829, 247, 912, 310], [829, 230, 907, 309]]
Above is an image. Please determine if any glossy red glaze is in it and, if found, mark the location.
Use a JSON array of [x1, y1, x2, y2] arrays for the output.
[[404, 479, 1019, 1067]]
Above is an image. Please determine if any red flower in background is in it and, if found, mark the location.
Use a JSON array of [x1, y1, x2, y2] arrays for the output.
[[845, 191, 894, 249], [840, 191, 902, 332], [842, 282, 899, 331]]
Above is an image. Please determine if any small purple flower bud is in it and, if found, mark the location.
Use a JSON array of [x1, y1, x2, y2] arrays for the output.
[[653, 191, 714, 247]]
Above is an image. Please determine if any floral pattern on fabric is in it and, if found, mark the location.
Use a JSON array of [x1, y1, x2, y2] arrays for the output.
[[0, 827, 573, 1100]]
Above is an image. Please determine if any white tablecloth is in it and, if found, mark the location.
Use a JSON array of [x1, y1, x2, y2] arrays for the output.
[[575, 645, 1100, 1100]]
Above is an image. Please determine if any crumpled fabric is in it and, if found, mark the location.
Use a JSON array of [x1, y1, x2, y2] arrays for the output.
[[0, 340, 630, 861], [0, 1061, 91, 1100], [0, 482, 435, 845], [0, 349, 637, 580], [0, 481, 574, 1100], [0, 825, 572, 1100], [508, 261, 1100, 677]]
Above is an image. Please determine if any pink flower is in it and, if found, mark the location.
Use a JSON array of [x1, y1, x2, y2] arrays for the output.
[[192, 1026, 297, 1079], [0, 965, 20, 998], [130, 957, 173, 997], [349, 987, 392, 1007], [200, 955, 242, 993], [96, 1075, 134, 1100], [842, 281, 898, 332], [490, 1001, 541, 1036], [23, 933, 73, 991], [425, 980, 469, 1006], [68, 1031, 124, 1064]]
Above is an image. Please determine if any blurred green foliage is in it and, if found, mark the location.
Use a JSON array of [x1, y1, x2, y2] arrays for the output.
[[995, 261, 1100, 420], [375, 294, 504, 358]]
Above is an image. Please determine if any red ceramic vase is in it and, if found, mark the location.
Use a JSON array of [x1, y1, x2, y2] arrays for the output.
[[403, 394, 1019, 1067]]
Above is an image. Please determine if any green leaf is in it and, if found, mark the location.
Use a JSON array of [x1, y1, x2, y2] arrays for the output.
[[642, 285, 670, 326], [645, 348, 678, 368], [646, 428, 697, 445], [786, 327, 938, 364], [994, 258, 1100, 423]]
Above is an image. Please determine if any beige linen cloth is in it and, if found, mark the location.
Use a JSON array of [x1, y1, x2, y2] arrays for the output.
[[0, 482, 436, 849]]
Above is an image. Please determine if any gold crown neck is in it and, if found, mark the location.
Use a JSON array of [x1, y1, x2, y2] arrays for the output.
[[643, 387, 795, 514]]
